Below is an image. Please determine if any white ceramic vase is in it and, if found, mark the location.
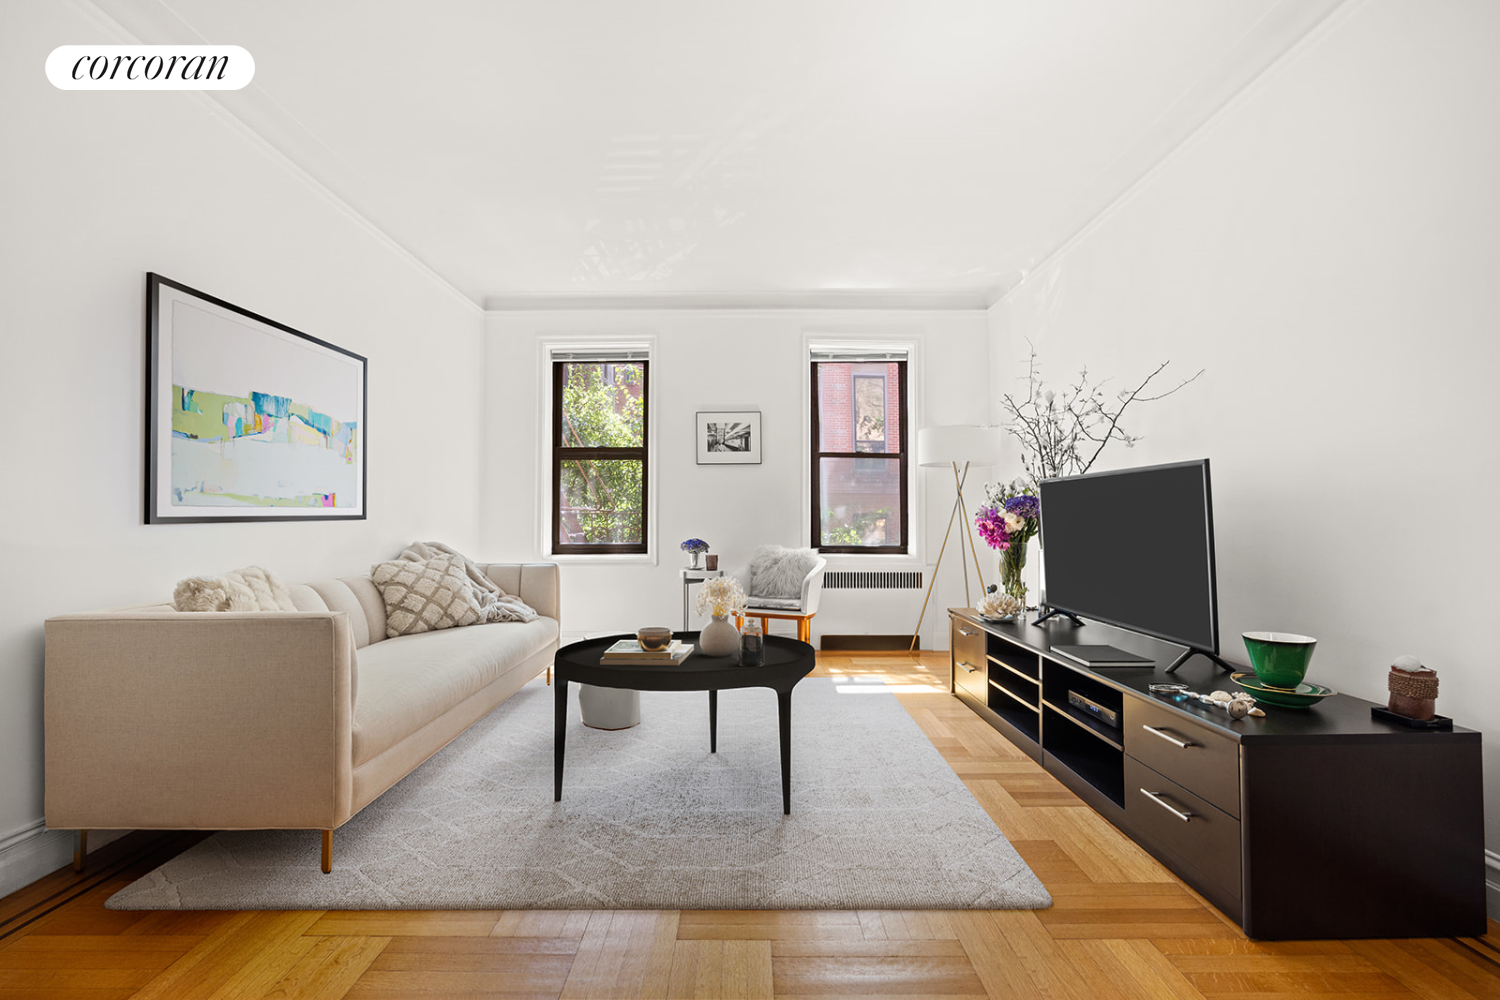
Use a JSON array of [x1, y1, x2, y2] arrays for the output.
[[700, 614, 740, 657]]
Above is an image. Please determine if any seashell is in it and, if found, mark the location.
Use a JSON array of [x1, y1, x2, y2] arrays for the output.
[[1391, 654, 1424, 673], [977, 592, 1024, 619], [1247, 707, 1266, 717], [1206, 690, 1232, 704], [1226, 699, 1251, 720]]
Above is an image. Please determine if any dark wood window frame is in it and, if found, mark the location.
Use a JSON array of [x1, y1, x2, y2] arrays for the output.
[[552, 359, 649, 556], [810, 360, 908, 555]]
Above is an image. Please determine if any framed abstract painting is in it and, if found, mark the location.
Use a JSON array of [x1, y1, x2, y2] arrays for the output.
[[146, 273, 367, 523], [695, 410, 761, 465]]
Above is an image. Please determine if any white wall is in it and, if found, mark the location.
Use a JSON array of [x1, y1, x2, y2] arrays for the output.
[[990, 0, 1500, 904], [481, 309, 994, 647], [0, 0, 484, 896]]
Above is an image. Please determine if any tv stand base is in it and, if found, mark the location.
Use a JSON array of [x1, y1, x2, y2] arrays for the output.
[[1032, 607, 1084, 627], [1165, 648, 1236, 675]]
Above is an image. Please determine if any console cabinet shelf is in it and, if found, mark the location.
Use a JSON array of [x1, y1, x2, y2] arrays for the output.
[[948, 609, 1485, 940]]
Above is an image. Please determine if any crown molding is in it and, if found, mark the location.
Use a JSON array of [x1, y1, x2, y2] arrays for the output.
[[991, 0, 1352, 307], [484, 289, 990, 313], [66, 0, 483, 316]]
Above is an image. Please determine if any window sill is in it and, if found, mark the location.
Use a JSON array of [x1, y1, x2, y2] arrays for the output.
[[545, 553, 658, 566], [818, 553, 924, 570]]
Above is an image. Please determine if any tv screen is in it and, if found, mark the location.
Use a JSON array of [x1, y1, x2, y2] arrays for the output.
[[1038, 459, 1218, 652]]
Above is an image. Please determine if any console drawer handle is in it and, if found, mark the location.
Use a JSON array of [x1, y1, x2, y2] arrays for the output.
[[1140, 788, 1194, 822], [1142, 724, 1196, 749], [957, 627, 979, 636], [957, 661, 980, 673]]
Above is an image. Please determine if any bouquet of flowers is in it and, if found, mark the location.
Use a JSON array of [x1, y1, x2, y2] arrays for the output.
[[974, 477, 1040, 604], [695, 576, 746, 619], [680, 537, 709, 568]]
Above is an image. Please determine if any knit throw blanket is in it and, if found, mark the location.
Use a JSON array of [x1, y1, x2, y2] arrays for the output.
[[398, 541, 539, 624], [173, 566, 298, 613]]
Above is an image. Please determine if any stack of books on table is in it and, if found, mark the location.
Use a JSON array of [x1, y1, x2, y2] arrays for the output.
[[599, 639, 694, 664]]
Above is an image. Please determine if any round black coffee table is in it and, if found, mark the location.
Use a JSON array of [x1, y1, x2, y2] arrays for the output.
[[552, 631, 816, 814]]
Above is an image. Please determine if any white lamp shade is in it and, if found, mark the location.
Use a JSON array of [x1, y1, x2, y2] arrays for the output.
[[917, 425, 1003, 468]]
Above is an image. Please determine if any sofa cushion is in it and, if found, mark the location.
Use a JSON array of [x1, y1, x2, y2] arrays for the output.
[[351, 617, 560, 766]]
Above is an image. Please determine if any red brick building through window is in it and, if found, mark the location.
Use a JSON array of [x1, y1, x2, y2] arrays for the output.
[[811, 359, 907, 553]]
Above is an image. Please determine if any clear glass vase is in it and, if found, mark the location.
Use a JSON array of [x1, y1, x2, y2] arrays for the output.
[[1000, 538, 1028, 606]]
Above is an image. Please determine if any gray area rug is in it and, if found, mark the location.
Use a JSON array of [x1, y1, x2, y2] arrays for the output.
[[107, 677, 1050, 910]]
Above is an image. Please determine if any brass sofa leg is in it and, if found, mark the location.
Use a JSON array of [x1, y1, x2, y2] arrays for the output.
[[546, 665, 552, 686], [321, 829, 333, 874], [73, 830, 88, 873]]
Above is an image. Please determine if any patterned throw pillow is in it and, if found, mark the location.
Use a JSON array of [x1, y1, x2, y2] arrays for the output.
[[370, 554, 482, 638]]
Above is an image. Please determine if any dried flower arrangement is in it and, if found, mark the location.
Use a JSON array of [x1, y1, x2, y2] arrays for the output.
[[679, 538, 709, 554], [694, 576, 746, 619]]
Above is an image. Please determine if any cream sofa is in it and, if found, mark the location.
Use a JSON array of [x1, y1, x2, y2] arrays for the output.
[[44, 562, 559, 872]]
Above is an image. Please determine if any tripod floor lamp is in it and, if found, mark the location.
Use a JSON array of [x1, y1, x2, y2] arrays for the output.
[[911, 424, 1003, 650]]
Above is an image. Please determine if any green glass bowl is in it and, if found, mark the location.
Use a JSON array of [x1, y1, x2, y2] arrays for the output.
[[1242, 631, 1317, 689]]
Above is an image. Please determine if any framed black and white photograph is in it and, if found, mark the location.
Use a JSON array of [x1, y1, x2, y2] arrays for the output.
[[146, 273, 368, 523], [695, 410, 761, 465]]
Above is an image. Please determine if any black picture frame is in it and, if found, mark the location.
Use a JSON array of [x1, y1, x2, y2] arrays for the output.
[[145, 273, 368, 523]]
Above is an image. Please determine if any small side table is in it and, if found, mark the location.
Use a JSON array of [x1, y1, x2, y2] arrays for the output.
[[681, 568, 724, 631]]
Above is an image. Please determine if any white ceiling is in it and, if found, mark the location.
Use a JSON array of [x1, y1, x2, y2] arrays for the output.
[[93, 0, 1344, 306]]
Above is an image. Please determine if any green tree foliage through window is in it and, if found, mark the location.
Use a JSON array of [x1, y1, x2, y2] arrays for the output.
[[554, 361, 648, 551]]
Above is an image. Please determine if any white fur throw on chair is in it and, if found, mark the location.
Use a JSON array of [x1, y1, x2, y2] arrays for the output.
[[748, 545, 819, 600]]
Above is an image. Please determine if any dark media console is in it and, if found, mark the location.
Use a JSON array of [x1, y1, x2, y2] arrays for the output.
[[950, 608, 1486, 940]]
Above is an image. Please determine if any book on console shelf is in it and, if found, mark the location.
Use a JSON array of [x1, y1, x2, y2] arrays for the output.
[[1050, 644, 1154, 668], [599, 639, 694, 664]]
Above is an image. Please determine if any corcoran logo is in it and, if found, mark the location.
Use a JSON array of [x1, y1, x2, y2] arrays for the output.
[[46, 45, 254, 90]]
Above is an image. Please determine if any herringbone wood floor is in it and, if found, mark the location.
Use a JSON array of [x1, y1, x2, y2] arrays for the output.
[[2, 652, 1496, 999]]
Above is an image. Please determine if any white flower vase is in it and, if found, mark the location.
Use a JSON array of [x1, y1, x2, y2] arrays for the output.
[[700, 614, 740, 657]]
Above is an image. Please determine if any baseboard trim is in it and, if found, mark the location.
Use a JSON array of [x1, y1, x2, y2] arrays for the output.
[[820, 634, 921, 652], [1486, 849, 1500, 921], [0, 821, 125, 902]]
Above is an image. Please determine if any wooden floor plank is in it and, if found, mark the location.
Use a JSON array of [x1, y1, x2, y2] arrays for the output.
[[128, 910, 324, 1000], [771, 954, 985, 997], [261, 936, 391, 1000], [947, 910, 1039, 1000], [1346, 938, 1500, 1000], [308, 911, 503, 937]]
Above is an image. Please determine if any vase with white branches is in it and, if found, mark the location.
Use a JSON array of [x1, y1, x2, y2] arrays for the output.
[[983, 346, 1203, 609]]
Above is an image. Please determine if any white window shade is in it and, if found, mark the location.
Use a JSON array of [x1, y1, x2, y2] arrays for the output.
[[549, 347, 650, 363], [809, 345, 909, 363]]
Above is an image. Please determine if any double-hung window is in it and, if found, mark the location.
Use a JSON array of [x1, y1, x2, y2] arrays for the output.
[[810, 346, 909, 554], [551, 348, 649, 555]]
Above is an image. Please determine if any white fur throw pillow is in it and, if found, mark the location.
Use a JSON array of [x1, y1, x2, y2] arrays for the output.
[[748, 545, 819, 600], [172, 565, 297, 612], [370, 553, 482, 637]]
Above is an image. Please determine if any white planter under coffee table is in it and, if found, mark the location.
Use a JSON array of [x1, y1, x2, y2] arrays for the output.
[[578, 631, 642, 730], [578, 684, 641, 730]]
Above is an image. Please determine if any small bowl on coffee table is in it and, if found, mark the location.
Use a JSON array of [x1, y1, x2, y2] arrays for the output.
[[636, 626, 673, 651]]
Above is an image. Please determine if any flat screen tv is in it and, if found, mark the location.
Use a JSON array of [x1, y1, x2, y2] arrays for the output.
[[1038, 460, 1222, 668]]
